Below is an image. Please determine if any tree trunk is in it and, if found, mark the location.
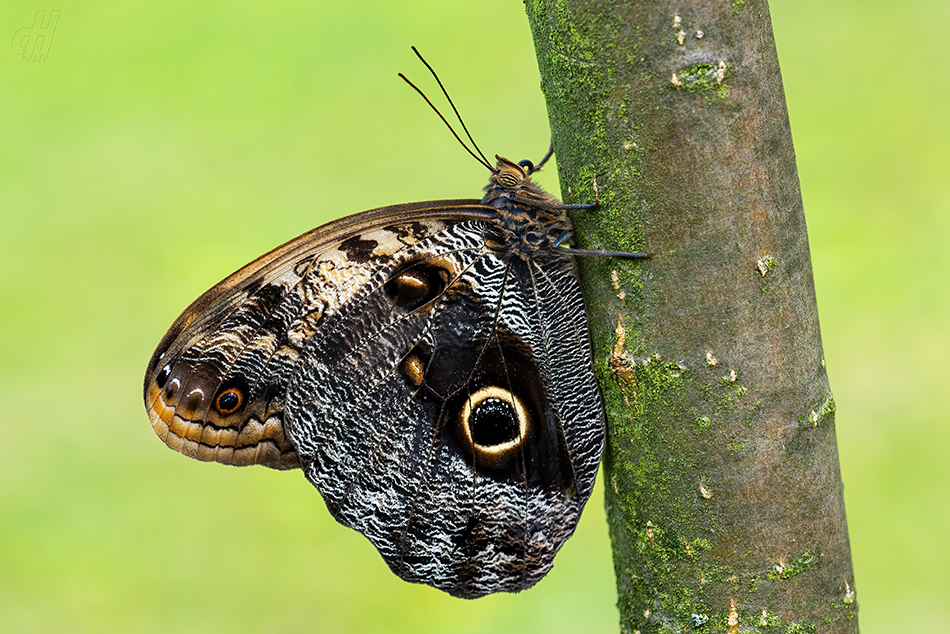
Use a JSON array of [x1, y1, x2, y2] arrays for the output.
[[525, 1, 858, 631]]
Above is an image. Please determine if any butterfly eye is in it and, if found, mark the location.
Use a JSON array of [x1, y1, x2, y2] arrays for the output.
[[215, 386, 245, 415], [496, 169, 521, 188]]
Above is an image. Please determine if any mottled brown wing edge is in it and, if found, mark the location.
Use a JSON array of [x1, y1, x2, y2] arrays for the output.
[[143, 199, 495, 468]]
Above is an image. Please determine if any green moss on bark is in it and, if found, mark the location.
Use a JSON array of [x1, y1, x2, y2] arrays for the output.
[[526, 0, 857, 631]]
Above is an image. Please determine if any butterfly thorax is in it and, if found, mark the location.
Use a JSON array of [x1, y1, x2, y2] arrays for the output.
[[480, 155, 574, 259]]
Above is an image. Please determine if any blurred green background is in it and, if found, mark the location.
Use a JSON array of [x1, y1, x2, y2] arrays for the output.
[[1, 0, 946, 632]]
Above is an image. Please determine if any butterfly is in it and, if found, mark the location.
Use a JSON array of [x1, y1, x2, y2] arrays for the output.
[[143, 48, 647, 599]]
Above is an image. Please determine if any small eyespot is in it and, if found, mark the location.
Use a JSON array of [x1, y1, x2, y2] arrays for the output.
[[389, 270, 430, 303], [163, 377, 180, 399], [215, 387, 244, 415], [402, 353, 426, 388], [384, 262, 447, 311], [155, 363, 172, 388]]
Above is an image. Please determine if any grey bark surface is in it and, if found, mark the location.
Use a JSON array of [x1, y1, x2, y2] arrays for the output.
[[525, 1, 858, 631]]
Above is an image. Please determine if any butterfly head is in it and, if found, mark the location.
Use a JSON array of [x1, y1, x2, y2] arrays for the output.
[[484, 154, 561, 212]]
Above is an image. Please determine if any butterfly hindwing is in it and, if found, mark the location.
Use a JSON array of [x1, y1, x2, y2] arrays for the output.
[[285, 219, 604, 597]]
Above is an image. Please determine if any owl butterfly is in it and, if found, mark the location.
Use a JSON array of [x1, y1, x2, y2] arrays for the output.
[[144, 48, 647, 599]]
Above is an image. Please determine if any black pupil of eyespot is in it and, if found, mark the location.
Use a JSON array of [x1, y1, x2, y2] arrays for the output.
[[218, 390, 240, 411], [470, 397, 518, 446]]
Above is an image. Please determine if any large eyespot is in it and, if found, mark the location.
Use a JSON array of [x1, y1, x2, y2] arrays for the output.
[[384, 261, 449, 311], [457, 386, 530, 468], [214, 386, 245, 415]]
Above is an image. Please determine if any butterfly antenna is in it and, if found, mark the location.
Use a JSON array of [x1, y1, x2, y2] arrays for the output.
[[398, 72, 492, 171], [409, 46, 493, 170], [531, 141, 555, 174]]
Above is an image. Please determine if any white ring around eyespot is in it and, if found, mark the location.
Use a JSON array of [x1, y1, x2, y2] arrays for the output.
[[459, 386, 529, 455]]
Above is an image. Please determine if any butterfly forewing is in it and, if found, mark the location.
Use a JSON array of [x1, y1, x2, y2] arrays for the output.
[[144, 203, 487, 470]]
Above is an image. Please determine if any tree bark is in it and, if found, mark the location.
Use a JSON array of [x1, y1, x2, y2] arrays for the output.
[[525, 1, 857, 632]]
